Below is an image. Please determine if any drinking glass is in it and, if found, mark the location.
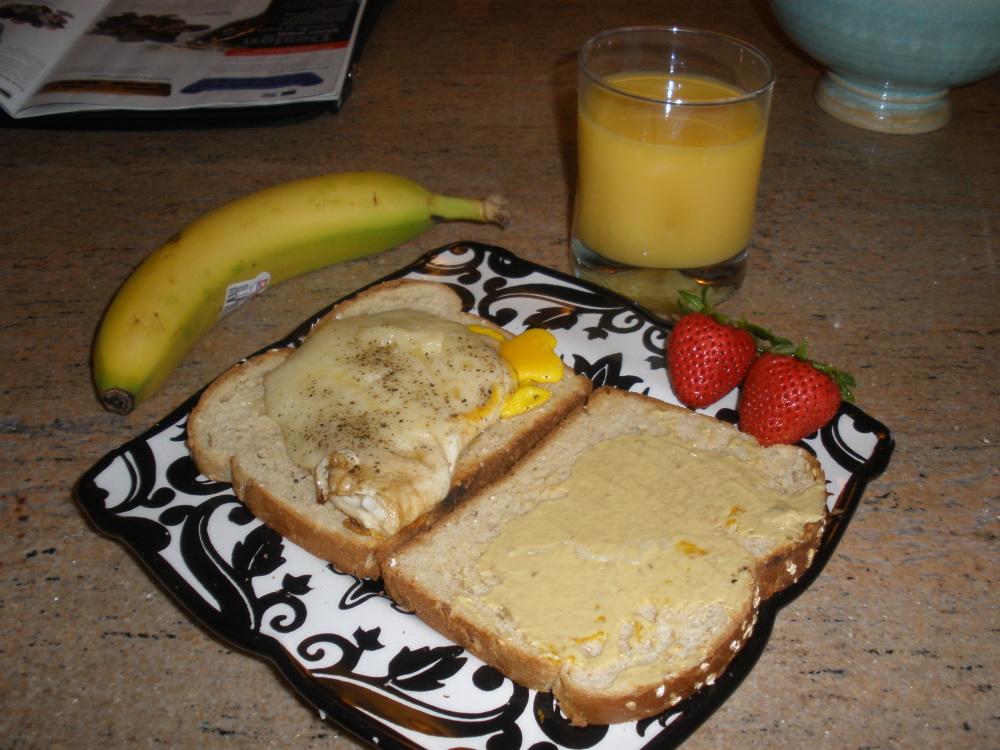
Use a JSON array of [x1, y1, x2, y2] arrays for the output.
[[571, 27, 775, 317]]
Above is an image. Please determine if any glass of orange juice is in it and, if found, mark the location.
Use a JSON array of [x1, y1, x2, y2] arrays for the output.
[[571, 27, 775, 317]]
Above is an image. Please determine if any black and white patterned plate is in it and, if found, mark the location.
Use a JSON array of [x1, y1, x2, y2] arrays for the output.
[[76, 242, 895, 750]]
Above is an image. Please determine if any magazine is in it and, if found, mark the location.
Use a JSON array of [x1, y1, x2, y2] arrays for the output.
[[0, 0, 376, 120]]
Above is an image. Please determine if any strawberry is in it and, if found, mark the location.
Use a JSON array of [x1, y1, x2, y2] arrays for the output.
[[667, 290, 758, 409], [737, 343, 855, 446]]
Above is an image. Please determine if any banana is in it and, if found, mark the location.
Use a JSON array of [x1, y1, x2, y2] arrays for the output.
[[93, 171, 509, 414]]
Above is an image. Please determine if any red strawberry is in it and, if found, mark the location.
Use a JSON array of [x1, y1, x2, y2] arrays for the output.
[[738, 345, 855, 446], [667, 290, 758, 409]]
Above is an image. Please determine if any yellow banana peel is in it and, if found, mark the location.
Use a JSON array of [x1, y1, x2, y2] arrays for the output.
[[93, 171, 509, 414]]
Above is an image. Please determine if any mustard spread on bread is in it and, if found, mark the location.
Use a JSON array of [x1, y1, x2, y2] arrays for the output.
[[468, 421, 827, 686], [262, 308, 565, 537]]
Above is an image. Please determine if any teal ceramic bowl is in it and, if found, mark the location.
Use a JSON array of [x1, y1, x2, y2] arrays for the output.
[[767, 0, 1000, 133]]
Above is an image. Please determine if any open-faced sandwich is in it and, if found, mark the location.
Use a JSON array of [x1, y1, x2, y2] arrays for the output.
[[187, 279, 593, 579], [382, 386, 828, 725]]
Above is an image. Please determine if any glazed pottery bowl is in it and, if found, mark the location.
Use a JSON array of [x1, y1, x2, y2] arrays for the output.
[[767, 0, 1000, 133]]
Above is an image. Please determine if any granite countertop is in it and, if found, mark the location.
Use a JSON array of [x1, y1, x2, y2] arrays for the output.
[[1, 0, 997, 748]]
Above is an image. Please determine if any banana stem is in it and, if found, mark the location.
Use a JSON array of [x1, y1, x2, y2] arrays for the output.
[[430, 193, 510, 228]]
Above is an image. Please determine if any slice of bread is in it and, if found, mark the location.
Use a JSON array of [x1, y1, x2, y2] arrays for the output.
[[381, 386, 828, 726], [186, 279, 593, 579]]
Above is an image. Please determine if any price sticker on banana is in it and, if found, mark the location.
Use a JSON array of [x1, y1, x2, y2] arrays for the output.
[[221, 272, 271, 317]]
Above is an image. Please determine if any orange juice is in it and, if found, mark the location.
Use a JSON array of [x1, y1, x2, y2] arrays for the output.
[[573, 72, 767, 269]]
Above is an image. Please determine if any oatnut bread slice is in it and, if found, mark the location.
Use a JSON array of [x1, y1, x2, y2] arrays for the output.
[[187, 279, 592, 579], [382, 386, 828, 726]]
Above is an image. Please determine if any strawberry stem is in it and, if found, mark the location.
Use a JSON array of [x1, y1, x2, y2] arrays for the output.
[[678, 288, 744, 329], [677, 289, 713, 316], [742, 322, 793, 352]]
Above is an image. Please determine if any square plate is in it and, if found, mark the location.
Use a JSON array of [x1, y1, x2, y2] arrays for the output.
[[76, 242, 894, 750]]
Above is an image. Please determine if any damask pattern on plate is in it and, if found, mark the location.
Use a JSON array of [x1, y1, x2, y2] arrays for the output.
[[77, 242, 894, 750]]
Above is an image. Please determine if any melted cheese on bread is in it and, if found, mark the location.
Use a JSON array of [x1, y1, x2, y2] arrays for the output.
[[263, 309, 516, 537]]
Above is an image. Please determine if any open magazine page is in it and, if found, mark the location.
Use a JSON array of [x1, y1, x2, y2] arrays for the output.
[[6, 0, 366, 118], [0, 1, 108, 113]]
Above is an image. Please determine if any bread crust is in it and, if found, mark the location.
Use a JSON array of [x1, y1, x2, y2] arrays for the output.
[[187, 348, 290, 482], [186, 279, 592, 579], [384, 566, 563, 692], [384, 558, 760, 726], [753, 515, 826, 601], [552, 596, 759, 726]]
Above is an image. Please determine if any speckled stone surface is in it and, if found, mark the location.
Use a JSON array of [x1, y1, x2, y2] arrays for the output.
[[1, 1, 997, 748]]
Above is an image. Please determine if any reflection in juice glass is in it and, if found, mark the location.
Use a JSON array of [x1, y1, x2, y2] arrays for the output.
[[571, 28, 775, 317]]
